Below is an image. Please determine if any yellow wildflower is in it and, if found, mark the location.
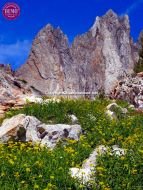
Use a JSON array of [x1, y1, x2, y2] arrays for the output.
[[50, 175, 55, 180], [8, 159, 14, 165], [20, 180, 25, 184], [14, 172, 20, 178], [64, 147, 75, 154], [131, 169, 137, 174], [26, 167, 31, 172], [34, 184, 39, 189], [1, 172, 5, 177]]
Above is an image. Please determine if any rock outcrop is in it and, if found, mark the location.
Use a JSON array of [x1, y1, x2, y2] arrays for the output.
[[111, 73, 143, 109], [16, 10, 138, 96], [16, 25, 79, 96], [105, 102, 128, 120], [0, 64, 47, 117], [0, 114, 82, 149], [71, 10, 138, 94], [70, 145, 125, 184], [0, 64, 31, 117]]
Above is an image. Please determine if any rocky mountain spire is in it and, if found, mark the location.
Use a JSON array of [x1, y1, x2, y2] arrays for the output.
[[71, 9, 137, 94], [16, 10, 138, 96], [16, 24, 79, 95]]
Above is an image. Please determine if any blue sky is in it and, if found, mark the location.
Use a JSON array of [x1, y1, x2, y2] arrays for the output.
[[0, 0, 143, 70]]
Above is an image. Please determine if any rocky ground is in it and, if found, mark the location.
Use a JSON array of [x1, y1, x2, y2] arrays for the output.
[[0, 64, 47, 118], [111, 72, 143, 109], [1, 62, 143, 120]]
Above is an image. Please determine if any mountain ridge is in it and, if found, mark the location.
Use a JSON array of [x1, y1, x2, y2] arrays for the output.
[[14, 9, 139, 96]]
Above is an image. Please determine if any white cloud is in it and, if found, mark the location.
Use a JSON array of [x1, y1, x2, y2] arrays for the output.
[[0, 40, 31, 70], [125, 0, 143, 15]]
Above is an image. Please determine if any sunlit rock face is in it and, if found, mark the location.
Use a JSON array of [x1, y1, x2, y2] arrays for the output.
[[16, 25, 79, 96], [71, 10, 138, 94], [16, 10, 138, 96]]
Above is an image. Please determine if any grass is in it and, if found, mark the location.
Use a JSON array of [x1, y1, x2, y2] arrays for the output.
[[0, 98, 143, 189]]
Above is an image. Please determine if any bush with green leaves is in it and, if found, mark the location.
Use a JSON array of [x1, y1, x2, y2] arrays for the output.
[[134, 32, 143, 73]]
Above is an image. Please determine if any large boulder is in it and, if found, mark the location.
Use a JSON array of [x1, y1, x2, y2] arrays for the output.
[[0, 114, 40, 142], [105, 102, 128, 120], [70, 145, 125, 184], [39, 123, 81, 148], [0, 114, 82, 148]]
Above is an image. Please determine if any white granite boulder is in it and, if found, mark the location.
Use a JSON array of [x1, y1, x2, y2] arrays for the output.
[[0, 114, 82, 148], [70, 145, 125, 184], [106, 103, 128, 120]]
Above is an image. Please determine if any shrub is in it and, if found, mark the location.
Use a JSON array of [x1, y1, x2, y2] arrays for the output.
[[134, 31, 143, 73]]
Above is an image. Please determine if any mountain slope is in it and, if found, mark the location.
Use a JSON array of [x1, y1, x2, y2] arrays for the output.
[[16, 10, 138, 96]]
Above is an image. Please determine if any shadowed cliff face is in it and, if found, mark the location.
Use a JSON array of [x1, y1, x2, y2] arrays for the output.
[[15, 10, 138, 96], [0, 64, 18, 103], [0, 64, 29, 116]]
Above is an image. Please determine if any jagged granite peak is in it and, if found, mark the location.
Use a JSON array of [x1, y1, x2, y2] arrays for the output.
[[105, 9, 118, 16], [0, 64, 13, 75], [91, 10, 129, 37], [16, 10, 138, 96], [16, 24, 79, 95], [71, 9, 137, 94]]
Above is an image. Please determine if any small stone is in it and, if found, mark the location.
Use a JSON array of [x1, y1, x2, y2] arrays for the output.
[[106, 103, 119, 111], [128, 104, 135, 109], [112, 145, 125, 156], [105, 110, 117, 120], [69, 114, 78, 124]]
